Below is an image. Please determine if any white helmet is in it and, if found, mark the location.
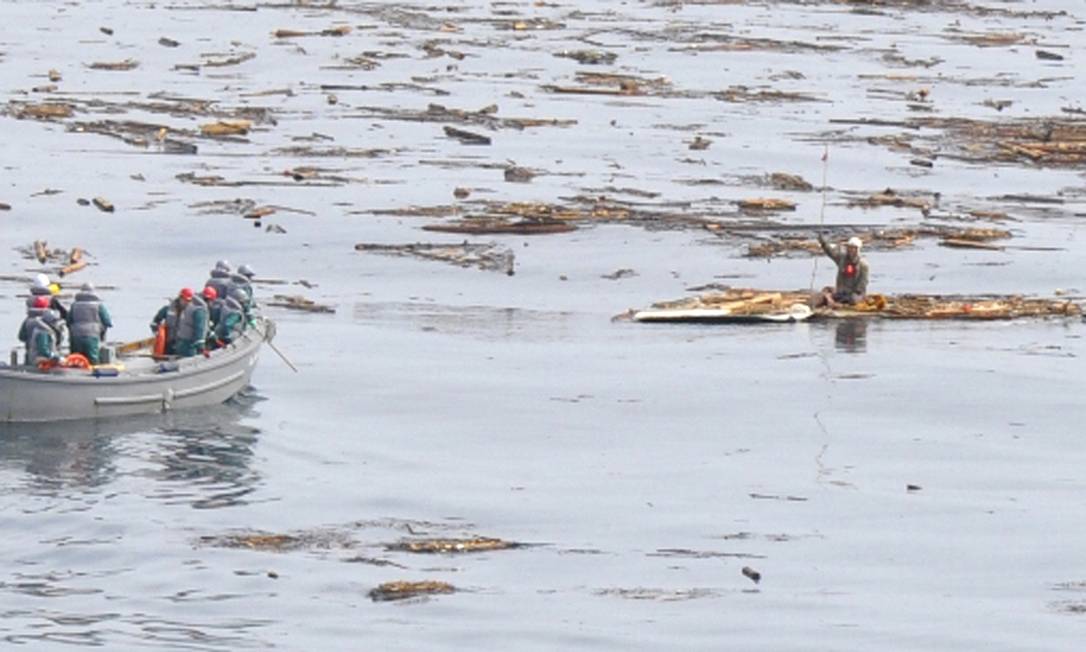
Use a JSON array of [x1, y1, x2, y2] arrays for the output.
[[846, 237, 863, 249], [33, 273, 50, 290]]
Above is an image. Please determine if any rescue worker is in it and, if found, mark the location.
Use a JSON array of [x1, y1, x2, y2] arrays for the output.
[[202, 286, 220, 327], [26, 273, 68, 320], [816, 233, 869, 308], [150, 288, 191, 355], [67, 282, 113, 364], [174, 288, 210, 358], [204, 260, 233, 304], [210, 288, 247, 348], [19, 296, 61, 365]]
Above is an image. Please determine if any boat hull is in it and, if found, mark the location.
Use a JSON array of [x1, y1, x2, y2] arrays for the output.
[[0, 319, 270, 423]]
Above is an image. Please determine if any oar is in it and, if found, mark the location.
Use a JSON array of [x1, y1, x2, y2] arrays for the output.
[[115, 335, 155, 354], [251, 321, 298, 373]]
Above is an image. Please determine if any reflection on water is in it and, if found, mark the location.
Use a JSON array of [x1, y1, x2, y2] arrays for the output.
[[353, 301, 576, 341], [0, 392, 263, 508], [834, 320, 868, 354]]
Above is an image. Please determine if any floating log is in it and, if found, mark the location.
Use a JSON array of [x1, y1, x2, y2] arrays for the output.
[[385, 537, 523, 554], [369, 581, 455, 602], [58, 260, 87, 277]]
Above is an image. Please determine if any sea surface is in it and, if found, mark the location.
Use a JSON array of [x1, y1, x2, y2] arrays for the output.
[[1, 0, 1085, 649]]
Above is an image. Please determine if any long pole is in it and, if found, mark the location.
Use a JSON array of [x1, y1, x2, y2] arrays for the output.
[[252, 321, 298, 373], [809, 145, 829, 292]]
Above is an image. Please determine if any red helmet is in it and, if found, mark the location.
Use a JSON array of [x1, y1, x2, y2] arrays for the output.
[[33, 295, 50, 309], [202, 286, 218, 300], [179, 287, 195, 300]]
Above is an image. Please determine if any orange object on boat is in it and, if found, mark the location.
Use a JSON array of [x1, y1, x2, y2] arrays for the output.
[[154, 322, 167, 356]]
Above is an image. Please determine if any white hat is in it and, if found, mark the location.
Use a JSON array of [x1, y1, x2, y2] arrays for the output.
[[33, 273, 50, 290], [847, 237, 863, 249]]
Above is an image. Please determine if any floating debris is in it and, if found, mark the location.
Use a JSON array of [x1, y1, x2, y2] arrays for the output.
[[766, 172, 814, 191], [601, 269, 637, 280], [385, 537, 523, 554], [443, 125, 491, 145], [200, 120, 252, 137], [266, 295, 336, 314], [742, 566, 762, 584], [197, 528, 354, 551], [555, 49, 617, 65], [273, 25, 351, 39], [355, 242, 514, 275], [713, 86, 825, 103], [13, 102, 73, 120], [634, 288, 1080, 322], [199, 533, 304, 552], [743, 225, 1011, 258], [88, 59, 138, 71], [422, 218, 576, 236], [504, 166, 536, 183], [737, 198, 796, 213], [92, 197, 114, 213], [369, 580, 455, 602], [595, 587, 717, 602]]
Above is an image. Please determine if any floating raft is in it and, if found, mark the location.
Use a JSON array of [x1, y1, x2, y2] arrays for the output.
[[631, 289, 1081, 323]]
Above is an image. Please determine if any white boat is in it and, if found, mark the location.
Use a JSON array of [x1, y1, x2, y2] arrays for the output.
[[0, 318, 274, 423]]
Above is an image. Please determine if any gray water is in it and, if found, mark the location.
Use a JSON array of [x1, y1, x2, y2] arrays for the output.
[[2, 0, 1086, 649]]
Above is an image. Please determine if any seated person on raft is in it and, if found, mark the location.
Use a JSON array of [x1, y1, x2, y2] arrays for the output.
[[815, 234, 868, 308]]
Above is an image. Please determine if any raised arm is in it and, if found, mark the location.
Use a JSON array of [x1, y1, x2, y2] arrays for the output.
[[817, 232, 839, 261]]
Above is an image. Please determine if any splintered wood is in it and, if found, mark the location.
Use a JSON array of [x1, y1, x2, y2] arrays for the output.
[[646, 288, 1080, 321]]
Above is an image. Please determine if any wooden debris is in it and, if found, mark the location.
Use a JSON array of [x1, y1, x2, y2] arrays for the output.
[[601, 269, 637, 280], [385, 537, 523, 554], [642, 288, 1080, 321], [58, 260, 87, 277], [688, 136, 711, 150], [555, 49, 617, 65], [273, 25, 351, 39], [939, 238, 1004, 250], [767, 172, 813, 191], [92, 197, 114, 213], [244, 206, 276, 219], [742, 566, 762, 584], [16, 103, 73, 120], [423, 218, 576, 236], [504, 166, 535, 183], [88, 59, 139, 71], [0, 202, 10, 211], [68, 247, 83, 264], [713, 86, 824, 103], [158, 37, 180, 48], [47, 69, 61, 82], [744, 226, 1010, 258], [266, 294, 335, 314], [368, 580, 455, 602], [200, 119, 252, 137], [355, 242, 515, 274], [737, 198, 796, 213], [33, 240, 48, 264], [443, 126, 491, 145]]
